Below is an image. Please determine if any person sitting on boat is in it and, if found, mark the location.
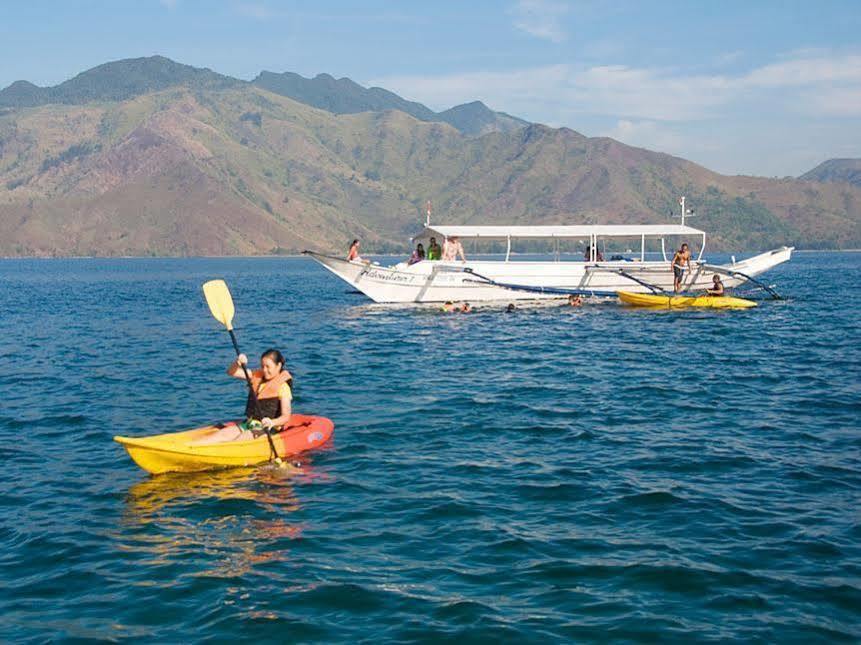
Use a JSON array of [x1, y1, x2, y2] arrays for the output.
[[583, 244, 603, 262], [671, 243, 692, 292], [706, 274, 725, 296], [192, 350, 293, 445], [568, 294, 583, 307], [408, 243, 425, 265], [442, 236, 466, 262], [427, 237, 442, 260], [347, 239, 362, 262]]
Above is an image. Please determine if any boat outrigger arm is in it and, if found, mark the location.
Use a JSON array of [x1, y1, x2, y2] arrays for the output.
[[462, 265, 693, 297]]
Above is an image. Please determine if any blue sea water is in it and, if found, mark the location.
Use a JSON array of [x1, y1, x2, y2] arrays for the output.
[[0, 252, 859, 642]]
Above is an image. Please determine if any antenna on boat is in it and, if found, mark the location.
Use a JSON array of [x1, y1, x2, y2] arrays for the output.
[[425, 200, 432, 227], [678, 196, 696, 226]]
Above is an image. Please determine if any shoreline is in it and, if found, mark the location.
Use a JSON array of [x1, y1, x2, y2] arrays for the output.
[[1, 248, 859, 261]]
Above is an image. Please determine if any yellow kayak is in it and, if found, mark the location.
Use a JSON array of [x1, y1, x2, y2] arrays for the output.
[[618, 291, 757, 309], [114, 415, 334, 475]]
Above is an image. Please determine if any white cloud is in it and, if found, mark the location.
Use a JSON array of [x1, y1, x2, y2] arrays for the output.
[[509, 0, 569, 43], [805, 87, 861, 117], [371, 50, 861, 123], [741, 54, 861, 88]]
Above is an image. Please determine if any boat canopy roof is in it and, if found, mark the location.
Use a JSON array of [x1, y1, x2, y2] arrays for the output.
[[415, 224, 705, 241]]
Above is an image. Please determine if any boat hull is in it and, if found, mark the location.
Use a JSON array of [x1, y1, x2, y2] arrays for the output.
[[114, 414, 334, 475], [305, 247, 792, 303], [618, 291, 757, 309]]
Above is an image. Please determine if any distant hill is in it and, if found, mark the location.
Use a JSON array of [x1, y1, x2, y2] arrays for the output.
[[0, 58, 859, 256], [252, 71, 437, 120], [251, 71, 527, 135], [801, 159, 861, 187], [0, 56, 241, 108], [437, 101, 528, 136]]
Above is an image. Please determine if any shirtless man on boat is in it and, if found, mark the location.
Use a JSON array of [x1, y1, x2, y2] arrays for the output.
[[442, 236, 466, 262], [672, 243, 692, 292]]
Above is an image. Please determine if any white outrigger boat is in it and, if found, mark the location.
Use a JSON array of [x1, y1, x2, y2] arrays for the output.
[[305, 205, 792, 303]]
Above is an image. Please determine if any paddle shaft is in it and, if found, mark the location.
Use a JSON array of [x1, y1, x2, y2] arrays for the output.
[[227, 329, 282, 463]]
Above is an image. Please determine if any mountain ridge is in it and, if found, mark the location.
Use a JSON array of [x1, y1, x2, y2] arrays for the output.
[[0, 56, 527, 136]]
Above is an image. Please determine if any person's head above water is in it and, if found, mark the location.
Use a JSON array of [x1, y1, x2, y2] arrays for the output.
[[506, 303, 516, 312], [260, 349, 285, 380]]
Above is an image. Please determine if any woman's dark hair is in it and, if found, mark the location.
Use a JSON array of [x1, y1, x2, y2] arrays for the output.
[[350, 239, 359, 247], [417, 243, 424, 250], [261, 349, 285, 369]]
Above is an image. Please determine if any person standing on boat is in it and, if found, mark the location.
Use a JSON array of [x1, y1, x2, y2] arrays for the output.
[[442, 236, 466, 262], [408, 243, 425, 265], [192, 350, 293, 445], [672, 243, 692, 292], [427, 237, 442, 260], [347, 239, 362, 262], [706, 274, 725, 296]]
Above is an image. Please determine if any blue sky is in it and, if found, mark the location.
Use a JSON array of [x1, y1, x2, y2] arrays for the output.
[[1, 0, 859, 176]]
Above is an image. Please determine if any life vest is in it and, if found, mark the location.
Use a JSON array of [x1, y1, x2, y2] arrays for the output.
[[245, 369, 293, 420]]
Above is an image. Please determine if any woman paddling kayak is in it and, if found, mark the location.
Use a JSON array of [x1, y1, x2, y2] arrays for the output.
[[192, 349, 293, 445]]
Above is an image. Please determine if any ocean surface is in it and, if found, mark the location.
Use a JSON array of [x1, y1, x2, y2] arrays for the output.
[[0, 251, 859, 642]]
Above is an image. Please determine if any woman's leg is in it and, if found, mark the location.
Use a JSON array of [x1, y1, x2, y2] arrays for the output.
[[190, 423, 254, 445]]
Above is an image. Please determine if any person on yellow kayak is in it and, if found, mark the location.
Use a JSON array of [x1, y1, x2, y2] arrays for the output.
[[706, 274, 725, 296], [192, 349, 293, 444]]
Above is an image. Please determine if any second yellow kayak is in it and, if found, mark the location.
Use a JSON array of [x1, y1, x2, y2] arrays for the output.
[[618, 291, 757, 309]]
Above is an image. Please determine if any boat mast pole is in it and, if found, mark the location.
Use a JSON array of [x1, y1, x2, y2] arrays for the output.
[[425, 200, 432, 227]]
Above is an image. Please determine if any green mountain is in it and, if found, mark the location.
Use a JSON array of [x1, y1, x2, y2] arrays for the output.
[[801, 159, 861, 187], [0, 56, 241, 108], [0, 57, 526, 136], [0, 60, 859, 256], [251, 71, 527, 135], [437, 101, 527, 136], [252, 71, 438, 120]]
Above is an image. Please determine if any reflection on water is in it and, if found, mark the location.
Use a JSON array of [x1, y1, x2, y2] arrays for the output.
[[119, 464, 306, 579]]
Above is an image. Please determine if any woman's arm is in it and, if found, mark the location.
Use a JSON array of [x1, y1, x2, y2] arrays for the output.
[[226, 354, 250, 379]]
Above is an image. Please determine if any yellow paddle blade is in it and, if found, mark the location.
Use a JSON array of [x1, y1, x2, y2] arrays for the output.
[[202, 279, 235, 330]]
